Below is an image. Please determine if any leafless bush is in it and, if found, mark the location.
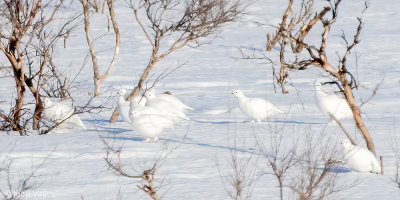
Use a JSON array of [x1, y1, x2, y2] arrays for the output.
[[109, 0, 246, 122], [255, 123, 298, 200], [0, 0, 81, 131], [289, 134, 352, 200], [394, 146, 400, 188], [392, 122, 400, 188], [80, 0, 120, 97], [0, 102, 31, 135], [40, 62, 78, 99], [103, 139, 165, 200], [218, 133, 258, 200], [264, 0, 377, 154], [102, 133, 189, 200], [253, 123, 357, 200], [0, 144, 50, 200], [39, 94, 108, 135]]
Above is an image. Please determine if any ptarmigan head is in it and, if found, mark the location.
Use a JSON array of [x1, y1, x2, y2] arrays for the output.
[[144, 89, 156, 100], [43, 98, 53, 108], [118, 89, 127, 96], [231, 90, 244, 98], [341, 139, 352, 151]]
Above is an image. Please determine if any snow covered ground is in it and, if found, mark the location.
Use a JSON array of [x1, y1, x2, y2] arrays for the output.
[[1, 0, 400, 199]]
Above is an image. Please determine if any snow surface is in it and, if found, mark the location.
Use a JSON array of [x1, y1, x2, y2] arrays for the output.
[[1, 0, 400, 199]]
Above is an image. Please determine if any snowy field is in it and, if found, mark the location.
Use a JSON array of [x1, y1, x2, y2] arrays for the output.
[[1, 0, 400, 199]]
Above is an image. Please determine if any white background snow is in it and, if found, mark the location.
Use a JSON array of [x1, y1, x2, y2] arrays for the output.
[[1, 0, 400, 199]]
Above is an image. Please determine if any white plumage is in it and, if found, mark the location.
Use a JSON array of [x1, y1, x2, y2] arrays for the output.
[[127, 88, 191, 142], [315, 80, 353, 122], [232, 90, 284, 123], [144, 91, 190, 121], [341, 139, 381, 173], [145, 89, 194, 111], [117, 89, 147, 124], [117, 89, 132, 124], [129, 101, 173, 122], [131, 109, 174, 142], [43, 98, 86, 129]]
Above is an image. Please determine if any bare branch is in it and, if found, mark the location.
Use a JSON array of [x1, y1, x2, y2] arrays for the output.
[[360, 79, 383, 107], [328, 113, 356, 145], [263, 0, 376, 154], [294, 7, 330, 53], [132, 6, 155, 49], [266, 0, 293, 51], [110, 0, 245, 122]]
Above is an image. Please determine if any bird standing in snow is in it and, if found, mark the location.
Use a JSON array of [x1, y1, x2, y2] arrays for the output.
[[341, 139, 381, 173], [129, 101, 175, 123], [43, 98, 86, 129], [117, 88, 147, 124], [117, 89, 132, 124], [232, 90, 284, 123], [315, 80, 353, 122], [145, 89, 194, 112], [131, 109, 174, 142], [144, 90, 190, 121]]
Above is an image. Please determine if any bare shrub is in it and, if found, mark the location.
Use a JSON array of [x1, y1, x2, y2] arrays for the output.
[[392, 122, 400, 188], [254, 123, 357, 200], [0, 0, 81, 131], [39, 95, 108, 134], [289, 134, 352, 200], [103, 139, 166, 200], [255, 123, 298, 200], [265, 0, 377, 154], [0, 144, 50, 200], [109, 0, 246, 122], [80, 0, 120, 97], [218, 134, 258, 200], [101, 131, 189, 200], [394, 147, 400, 188]]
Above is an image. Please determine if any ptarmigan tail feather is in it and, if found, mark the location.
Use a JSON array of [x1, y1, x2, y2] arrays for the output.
[[184, 105, 195, 111], [370, 159, 382, 174], [177, 112, 190, 120], [71, 115, 86, 129]]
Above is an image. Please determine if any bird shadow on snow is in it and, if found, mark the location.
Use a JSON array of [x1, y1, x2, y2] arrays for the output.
[[102, 135, 145, 142], [100, 131, 257, 154], [99, 132, 354, 176], [192, 119, 324, 125], [160, 137, 255, 153], [318, 166, 352, 173], [85, 127, 132, 135], [83, 119, 111, 123]]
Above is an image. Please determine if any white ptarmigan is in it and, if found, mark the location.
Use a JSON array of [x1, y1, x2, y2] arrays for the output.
[[117, 89, 132, 124], [129, 101, 176, 123], [232, 90, 284, 123], [315, 80, 353, 122], [43, 98, 86, 129], [131, 109, 174, 142], [144, 91, 190, 121], [145, 89, 194, 111], [341, 139, 381, 173], [117, 89, 147, 124]]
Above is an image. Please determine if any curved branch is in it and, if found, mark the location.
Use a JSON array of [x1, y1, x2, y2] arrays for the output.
[[98, 0, 120, 82]]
